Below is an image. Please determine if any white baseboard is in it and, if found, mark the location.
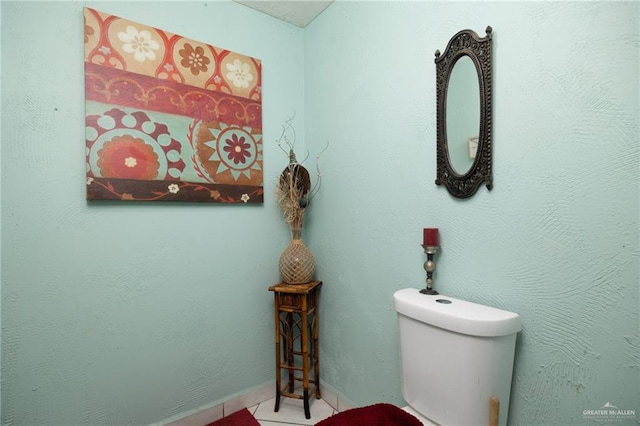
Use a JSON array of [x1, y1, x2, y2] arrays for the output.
[[158, 380, 275, 426], [318, 380, 357, 412]]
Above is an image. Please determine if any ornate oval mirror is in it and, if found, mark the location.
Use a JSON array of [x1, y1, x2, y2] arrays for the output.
[[435, 26, 493, 198]]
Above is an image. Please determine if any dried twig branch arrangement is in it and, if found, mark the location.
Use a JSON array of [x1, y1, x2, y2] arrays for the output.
[[275, 116, 327, 233]]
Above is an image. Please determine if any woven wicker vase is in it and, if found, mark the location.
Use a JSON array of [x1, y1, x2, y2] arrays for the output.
[[279, 228, 316, 284]]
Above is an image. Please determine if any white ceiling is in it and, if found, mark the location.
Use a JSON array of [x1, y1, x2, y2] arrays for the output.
[[233, 0, 334, 28]]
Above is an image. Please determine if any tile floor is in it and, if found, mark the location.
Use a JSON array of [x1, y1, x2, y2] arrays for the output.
[[249, 396, 336, 426]]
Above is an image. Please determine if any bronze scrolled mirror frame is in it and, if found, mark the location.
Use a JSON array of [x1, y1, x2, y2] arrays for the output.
[[435, 26, 493, 198]]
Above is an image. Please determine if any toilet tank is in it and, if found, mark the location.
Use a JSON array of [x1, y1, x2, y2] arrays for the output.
[[394, 288, 521, 426]]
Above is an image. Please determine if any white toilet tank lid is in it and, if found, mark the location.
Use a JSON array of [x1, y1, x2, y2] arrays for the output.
[[394, 288, 521, 337]]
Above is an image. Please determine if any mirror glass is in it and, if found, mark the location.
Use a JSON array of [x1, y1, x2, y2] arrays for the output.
[[446, 55, 480, 175], [434, 26, 493, 199]]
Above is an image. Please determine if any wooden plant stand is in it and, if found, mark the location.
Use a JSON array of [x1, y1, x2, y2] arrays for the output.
[[268, 281, 322, 419]]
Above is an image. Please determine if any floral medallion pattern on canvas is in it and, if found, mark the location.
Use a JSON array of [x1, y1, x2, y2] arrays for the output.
[[84, 8, 263, 203]]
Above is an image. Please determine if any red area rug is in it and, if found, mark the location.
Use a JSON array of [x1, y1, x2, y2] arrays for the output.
[[315, 403, 423, 426], [205, 408, 260, 426]]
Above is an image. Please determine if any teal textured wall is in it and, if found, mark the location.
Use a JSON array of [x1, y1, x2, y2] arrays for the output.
[[2, 1, 639, 426], [1, 1, 304, 424], [304, 1, 639, 425]]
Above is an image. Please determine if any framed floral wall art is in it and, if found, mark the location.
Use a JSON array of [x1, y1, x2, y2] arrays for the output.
[[84, 8, 263, 203]]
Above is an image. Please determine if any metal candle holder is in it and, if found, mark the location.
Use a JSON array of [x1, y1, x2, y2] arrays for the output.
[[419, 245, 439, 295]]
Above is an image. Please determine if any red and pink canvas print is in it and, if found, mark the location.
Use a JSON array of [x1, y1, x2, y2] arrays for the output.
[[84, 8, 263, 203]]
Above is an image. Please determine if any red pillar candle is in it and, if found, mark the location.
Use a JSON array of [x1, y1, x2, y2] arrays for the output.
[[423, 228, 439, 246]]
